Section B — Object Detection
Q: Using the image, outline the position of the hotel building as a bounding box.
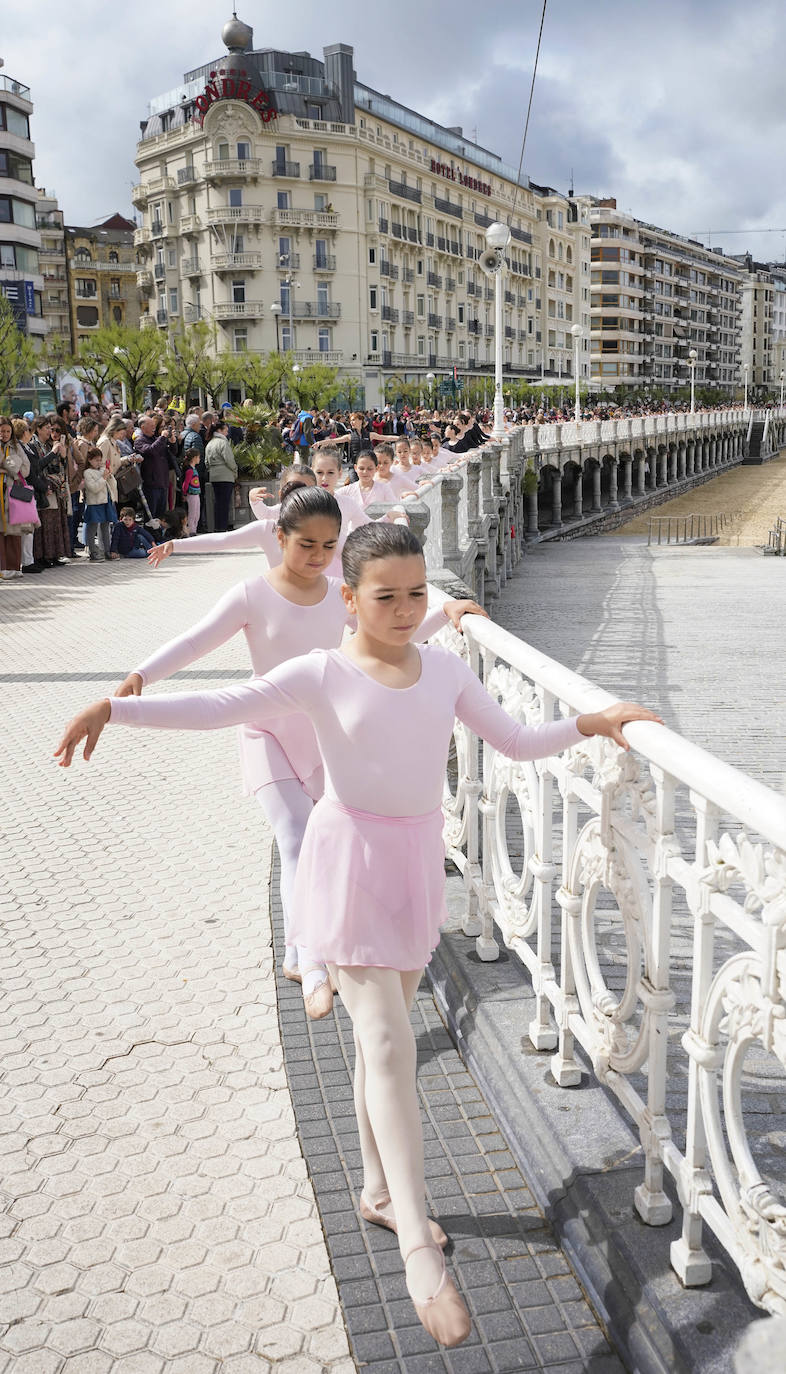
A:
[132,16,592,407]
[734,254,786,395]
[0,63,45,344]
[585,198,743,394]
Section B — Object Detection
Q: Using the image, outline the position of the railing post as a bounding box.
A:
[608,458,619,512]
[622,455,633,503]
[634,765,676,1226]
[637,453,647,495]
[592,463,602,512]
[526,485,539,538]
[551,466,563,528]
[439,475,464,574]
[466,456,483,536]
[670,795,718,1289]
[528,687,559,1052]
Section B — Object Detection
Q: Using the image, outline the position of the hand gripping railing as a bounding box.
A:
[438,611,786,1315]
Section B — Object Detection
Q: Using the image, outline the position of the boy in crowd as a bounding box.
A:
[110,508,155,560]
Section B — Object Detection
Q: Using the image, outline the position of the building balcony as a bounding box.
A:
[272,160,300,178]
[290,301,341,319]
[378,217,389,234]
[445,277,456,293]
[183,304,202,324]
[182,258,204,277]
[74,287,98,299]
[215,301,265,320]
[402,310,414,326]
[382,305,399,323]
[434,196,462,219]
[145,175,176,197]
[136,269,153,292]
[428,313,443,330]
[468,319,482,334]
[133,227,150,248]
[405,227,419,244]
[38,246,66,262]
[212,251,263,271]
[309,164,337,181]
[391,223,403,239]
[466,282,481,297]
[484,287,494,302]
[402,267,415,284]
[504,290,515,306]
[271,208,339,230]
[313,254,336,272]
[205,158,261,180]
[289,349,344,366]
[179,214,202,235]
[207,205,265,226]
[178,165,199,186]
[388,180,421,204]
[131,184,148,208]
[379,260,399,280]
[445,317,456,332]
[427,271,442,288]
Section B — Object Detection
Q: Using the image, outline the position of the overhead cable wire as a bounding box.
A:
[510,0,549,220]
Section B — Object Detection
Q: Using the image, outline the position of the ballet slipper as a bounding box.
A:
[404,1242,471,1348]
[303,978,334,1020]
[282,963,302,984]
[359,1192,448,1249]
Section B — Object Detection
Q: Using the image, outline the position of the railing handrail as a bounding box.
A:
[462,612,786,849]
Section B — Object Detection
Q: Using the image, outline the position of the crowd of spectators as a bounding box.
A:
[0,390,761,579]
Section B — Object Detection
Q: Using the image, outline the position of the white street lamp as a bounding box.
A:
[743,364,749,413]
[688,348,698,415]
[570,324,583,424]
[780,369,784,408]
[113,345,128,411]
[485,221,512,439]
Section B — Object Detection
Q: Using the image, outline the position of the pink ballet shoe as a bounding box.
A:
[404,1242,471,1348]
[359,1192,448,1249]
[303,977,334,1020]
[282,963,302,984]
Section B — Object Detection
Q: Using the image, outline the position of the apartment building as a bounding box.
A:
[65,213,140,350]
[132,16,590,407]
[734,254,786,393]
[0,63,45,344]
[585,198,742,394]
[36,188,69,339]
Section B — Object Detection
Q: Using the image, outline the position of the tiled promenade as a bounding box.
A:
[0,554,620,1373]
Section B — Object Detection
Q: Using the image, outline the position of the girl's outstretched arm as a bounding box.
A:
[115,582,251,696]
[148,520,276,567]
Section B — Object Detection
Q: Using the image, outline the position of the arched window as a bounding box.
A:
[74,246,92,261]
[217,141,229,161]
[548,239,555,259]
[558,243,564,261]
[566,245,573,264]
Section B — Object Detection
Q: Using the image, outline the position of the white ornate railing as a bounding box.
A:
[438,612,786,1315]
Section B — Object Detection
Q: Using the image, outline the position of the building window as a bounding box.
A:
[317,282,329,311]
[280,283,290,313]
[113,305,122,323]
[232,280,245,304]
[417,335,425,357]
[237,141,250,160]
[281,325,293,350]
[109,250,119,263]
[369,286,378,310]
[73,245,92,261]
[168,247,177,267]
[218,141,229,161]
[370,330,379,352]
[233,328,248,352]
[368,246,376,265]
[315,193,328,212]
[169,288,179,315]
[76,305,99,327]
[318,327,331,352]
[416,294,425,317]
[109,279,121,299]
[229,187,243,207]
[277,191,290,210]
[458,304,464,324]
[75,278,97,298]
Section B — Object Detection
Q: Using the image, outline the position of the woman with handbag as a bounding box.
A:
[12,419,43,575]
[28,416,71,568]
[0,415,38,579]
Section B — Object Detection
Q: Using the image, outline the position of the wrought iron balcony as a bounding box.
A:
[510,225,532,245]
[272,160,300,177]
[426,233,435,247]
[445,317,456,332]
[402,310,414,326]
[151,220,164,237]
[378,217,389,234]
[406,227,419,243]
[182,258,203,278]
[382,305,399,323]
[466,282,481,297]
[504,290,515,305]
[183,304,202,324]
[290,301,341,319]
[434,196,462,219]
[428,313,442,329]
[402,267,415,284]
[379,260,399,280]
[313,254,336,272]
[445,277,456,292]
[389,180,421,204]
[391,223,403,239]
[427,272,442,288]
[309,164,337,181]
[178,166,198,185]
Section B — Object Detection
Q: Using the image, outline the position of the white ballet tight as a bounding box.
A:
[329,965,443,1299]
[254,778,322,977]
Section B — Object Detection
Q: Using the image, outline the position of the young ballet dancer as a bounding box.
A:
[56,521,661,1349]
[147,465,316,570]
[116,485,485,1019]
[374,442,418,496]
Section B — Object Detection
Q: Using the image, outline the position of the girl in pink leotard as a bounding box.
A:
[57,522,660,1351]
[146,464,316,572]
[114,484,484,1018]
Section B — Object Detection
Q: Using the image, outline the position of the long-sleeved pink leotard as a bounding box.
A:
[133,574,452,793]
[171,518,282,566]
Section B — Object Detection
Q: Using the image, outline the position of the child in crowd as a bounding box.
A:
[181,454,201,535]
[110,508,155,560]
[82,447,117,562]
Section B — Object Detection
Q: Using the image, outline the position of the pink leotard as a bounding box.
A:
[171,519,281,566]
[133,575,452,794]
[113,644,582,817]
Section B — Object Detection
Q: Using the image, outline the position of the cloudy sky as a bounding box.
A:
[5,0,785,263]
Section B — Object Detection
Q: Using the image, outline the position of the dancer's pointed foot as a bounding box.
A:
[359,1192,448,1249]
[405,1242,471,1348]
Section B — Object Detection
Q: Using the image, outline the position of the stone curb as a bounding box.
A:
[425,895,766,1374]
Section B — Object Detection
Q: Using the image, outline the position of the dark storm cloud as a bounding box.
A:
[4,0,786,262]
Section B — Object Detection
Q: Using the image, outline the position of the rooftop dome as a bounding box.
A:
[222,12,253,53]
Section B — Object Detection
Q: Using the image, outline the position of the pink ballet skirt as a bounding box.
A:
[288,797,448,969]
[238,716,323,800]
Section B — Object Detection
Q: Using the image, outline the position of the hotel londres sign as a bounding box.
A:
[194,69,278,124]
[431,159,491,198]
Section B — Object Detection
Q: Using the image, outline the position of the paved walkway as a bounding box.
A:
[0,554,619,1373]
